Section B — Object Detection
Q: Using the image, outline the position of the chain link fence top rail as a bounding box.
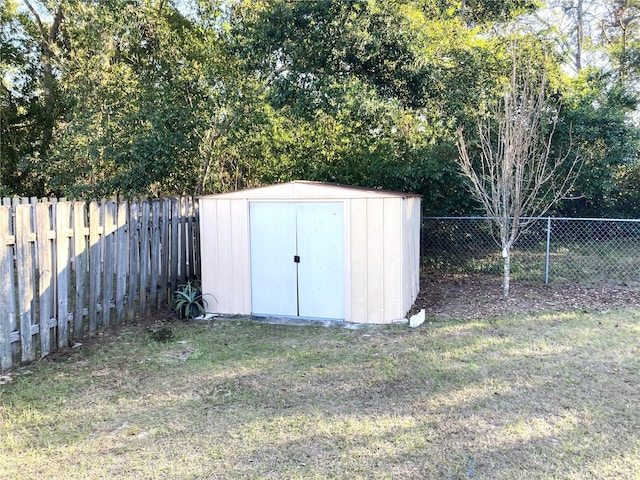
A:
[421,217,640,287]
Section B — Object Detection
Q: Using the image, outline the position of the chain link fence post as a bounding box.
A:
[545,217,551,285]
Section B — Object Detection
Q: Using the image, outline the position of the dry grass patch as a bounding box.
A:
[1,310,639,479]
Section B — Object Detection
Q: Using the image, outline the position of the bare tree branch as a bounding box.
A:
[23,0,45,37]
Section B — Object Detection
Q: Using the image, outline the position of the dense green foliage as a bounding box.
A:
[1,0,639,216]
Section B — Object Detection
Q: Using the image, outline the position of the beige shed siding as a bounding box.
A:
[346,196,405,324]
[401,197,421,314]
[348,198,368,322]
[231,199,251,314]
[199,199,216,309]
[365,197,385,322]
[215,200,233,313]
[383,197,403,322]
[200,198,251,315]
[342,199,353,323]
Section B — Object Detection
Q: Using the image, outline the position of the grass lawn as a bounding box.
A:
[1,309,640,479]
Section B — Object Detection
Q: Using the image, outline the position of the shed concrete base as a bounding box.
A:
[193,314,410,329]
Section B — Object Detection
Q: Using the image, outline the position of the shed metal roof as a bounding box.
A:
[198,180,421,200]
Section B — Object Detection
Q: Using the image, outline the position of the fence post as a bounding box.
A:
[545,217,551,284]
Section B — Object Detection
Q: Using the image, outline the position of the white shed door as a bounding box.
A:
[249,202,344,320]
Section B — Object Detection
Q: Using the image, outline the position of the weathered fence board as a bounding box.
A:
[160,199,170,307]
[56,202,71,349]
[35,203,53,356]
[192,203,200,283]
[88,202,101,334]
[73,202,87,339]
[170,199,179,293]
[150,201,160,312]
[102,202,115,329]
[0,206,13,371]
[140,201,150,315]
[180,197,188,285]
[128,201,140,323]
[16,205,36,363]
[188,198,195,280]
[185,197,194,281]
[116,201,128,325]
[2,199,18,361]
[0,197,199,371]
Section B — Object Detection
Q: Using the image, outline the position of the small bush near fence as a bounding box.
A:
[422,217,640,287]
[0,197,199,372]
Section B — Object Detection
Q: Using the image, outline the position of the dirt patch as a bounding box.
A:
[414,273,640,320]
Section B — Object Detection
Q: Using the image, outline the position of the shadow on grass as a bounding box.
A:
[1,311,640,479]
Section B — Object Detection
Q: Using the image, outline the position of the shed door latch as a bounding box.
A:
[294,255,300,263]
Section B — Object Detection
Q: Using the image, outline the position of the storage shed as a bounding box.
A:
[198,181,421,324]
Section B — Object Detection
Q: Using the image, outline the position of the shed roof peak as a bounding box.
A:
[199,181,421,200]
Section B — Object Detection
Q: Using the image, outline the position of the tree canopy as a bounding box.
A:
[1,0,639,216]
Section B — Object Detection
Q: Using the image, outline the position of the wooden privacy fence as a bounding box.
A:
[0,197,200,371]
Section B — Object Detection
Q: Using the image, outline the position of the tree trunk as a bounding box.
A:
[23,1,65,195]
[576,0,583,72]
[503,247,511,299]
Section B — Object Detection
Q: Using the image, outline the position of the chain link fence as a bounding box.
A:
[422,217,640,287]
